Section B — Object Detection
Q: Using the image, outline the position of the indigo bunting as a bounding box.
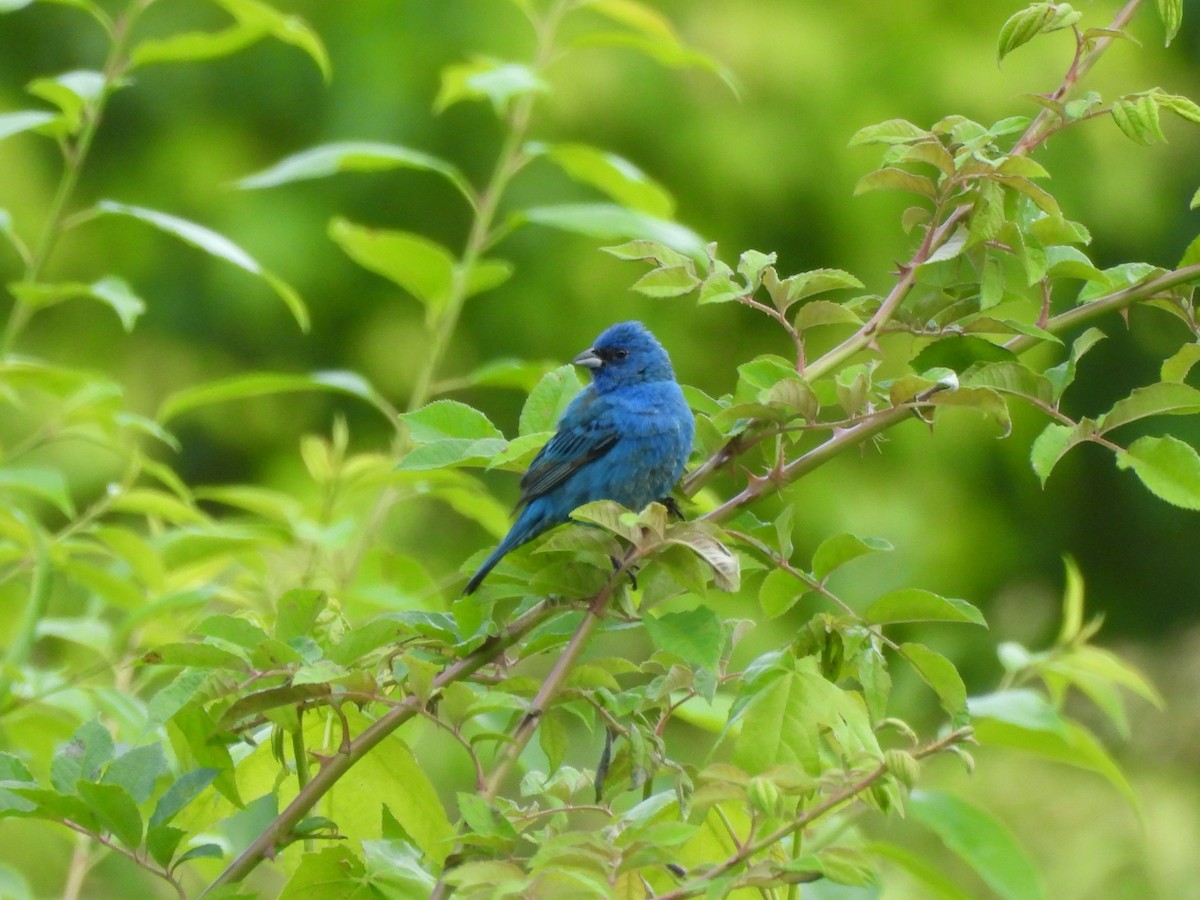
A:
[464,321,694,594]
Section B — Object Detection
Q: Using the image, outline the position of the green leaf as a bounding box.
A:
[149,768,219,827]
[910,791,1045,900]
[530,142,674,217]
[1155,90,1200,125]
[131,23,261,68]
[962,361,1053,405]
[758,568,804,619]
[8,276,145,331]
[848,118,932,146]
[854,167,936,197]
[195,614,270,649]
[435,58,547,115]
[144,642,247,670]
[631,264,700,298]
[664,524,741,591]
[516,203,704,254]
[94,201,308,331]
[146,825,186,869]
[76,781,142,849]
[1098,382,1200,433]
[102,744,168,804]
[25,70,104,135]
[275,588,327,642]
[869,841,972,900]
[1044,326,1106,400]
[771,268,864,314]
[732,657,877,775]
[1077,263,1160,304]
[157,370,392,423]
[812,532,892,581]
[1157,0,1183,45]
[864,588,986,627]
[1029,421,1085,485]
[327,710,454,862]
[1117,435,1200,509]
[238,141,472,204]
[643,606,723,671]
[279,846,368,898]
[51,719,114,794]
[969,690,1137,807]
[328,218,455,320]
[900,642,967,723]
[1111,93,1166,145]
[403,400,503,442]
[519,365,582,436]
[133,0,330,80]
[465,257,513,298]
[793,299,863,333]
[997,3,1056,63]
[210,0,330,79]
[601,238,690,266]
[0,110,57,143]
[0,466,75,516]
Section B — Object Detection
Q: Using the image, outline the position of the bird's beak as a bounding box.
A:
[572,347,602,369]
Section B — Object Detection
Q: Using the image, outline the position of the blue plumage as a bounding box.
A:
[463,321,694,594]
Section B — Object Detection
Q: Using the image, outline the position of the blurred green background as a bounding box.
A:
[2,0,1199,897]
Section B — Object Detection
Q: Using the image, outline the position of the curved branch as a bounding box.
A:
[201,599,556,893]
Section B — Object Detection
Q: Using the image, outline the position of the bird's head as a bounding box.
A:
[572,320,675,391]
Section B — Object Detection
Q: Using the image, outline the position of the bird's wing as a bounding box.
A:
[517,394,619,505]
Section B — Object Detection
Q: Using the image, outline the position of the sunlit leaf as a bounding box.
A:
[910,791,1045,900]
[854,167,936,198]
[94,200,309,331]
[900,642,967,724]
[25,70,104,135]
[848,118,931,146]
[530,141,674,217]
[1117,434,1200,509]
[518,365,582,436]
[435,57,547,115]
[0,466,75,516]
[0,110,57,142]
[76,782,142,850]
[133,0,330,81]
[631,264,700,298]
[1110,93,1166,145]
[643,606,723,671]
[812,532,892,581]
[329,217,455,320]
[158,370,393,424]
[516,203,704,254]
[8,276,145,331]
[864,588,986,627]
[1098,382,1200,434]
[238,141,473,204]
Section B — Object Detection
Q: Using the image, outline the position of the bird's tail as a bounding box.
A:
[463,543,508,594]
[462,507,547,594]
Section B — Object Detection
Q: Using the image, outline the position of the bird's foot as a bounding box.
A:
[658,496,685,519]
[609,555,639,590]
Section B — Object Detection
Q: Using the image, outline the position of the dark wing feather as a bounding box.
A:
[517,413,619,506]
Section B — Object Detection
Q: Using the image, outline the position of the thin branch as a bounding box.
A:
[202,599,557,893]
[61,820,186,900]
[427,560,636,899]
[655,728,974,900]
[1013,0,1145,155]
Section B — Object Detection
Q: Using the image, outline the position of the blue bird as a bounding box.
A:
[464,321,694,594]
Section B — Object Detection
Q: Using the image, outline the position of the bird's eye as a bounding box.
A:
[612,349,629,360]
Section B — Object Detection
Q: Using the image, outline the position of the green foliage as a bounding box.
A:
[0,0,1192,898]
